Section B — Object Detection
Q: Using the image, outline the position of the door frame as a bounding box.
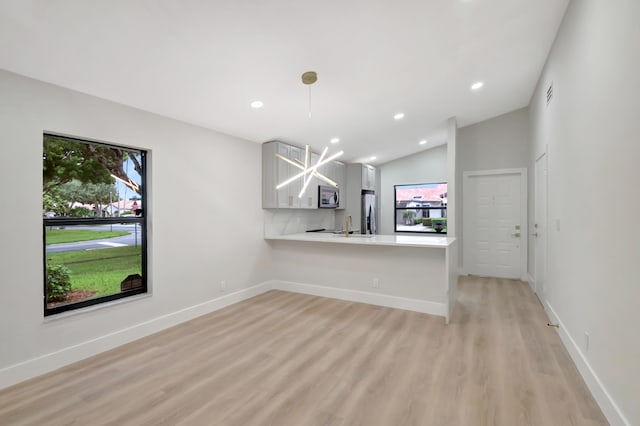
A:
[462,168,528,282]
[534,150,548,304]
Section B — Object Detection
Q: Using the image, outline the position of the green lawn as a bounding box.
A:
[46,246,142,296]
[46,228,129,245]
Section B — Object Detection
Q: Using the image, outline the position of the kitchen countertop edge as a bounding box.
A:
[265,233,456,249]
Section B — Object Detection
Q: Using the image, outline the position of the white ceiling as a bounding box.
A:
[0,0,568,164]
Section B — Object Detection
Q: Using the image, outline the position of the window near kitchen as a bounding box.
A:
[43,134,147,316]
[394,183,447,234]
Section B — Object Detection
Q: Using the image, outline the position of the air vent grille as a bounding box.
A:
[546,82,554,105]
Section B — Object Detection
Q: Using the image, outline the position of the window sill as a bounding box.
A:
[43,292,152,323]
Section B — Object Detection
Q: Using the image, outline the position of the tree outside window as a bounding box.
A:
[43,134,148,316]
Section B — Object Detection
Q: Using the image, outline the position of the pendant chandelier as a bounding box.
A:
[275,71,343,198]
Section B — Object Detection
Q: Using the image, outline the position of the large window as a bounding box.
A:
[394,183,447,234]
[43,134,147,316]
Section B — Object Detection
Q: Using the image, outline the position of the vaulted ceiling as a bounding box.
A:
[0,0,569,164]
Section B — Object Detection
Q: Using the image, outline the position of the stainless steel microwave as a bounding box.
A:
[318,185,339,208]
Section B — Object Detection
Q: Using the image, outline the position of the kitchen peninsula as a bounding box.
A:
[262,137,458,323]
[265,232,458,323]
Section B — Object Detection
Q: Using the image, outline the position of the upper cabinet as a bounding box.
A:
[328,161,346,209]
[262,141,345,209]
[362,164,376,190]
[348,163,376,191]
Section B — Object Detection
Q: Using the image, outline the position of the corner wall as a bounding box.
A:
[0,70,272,386]
[528,1,640,424]
[456,107,531,270]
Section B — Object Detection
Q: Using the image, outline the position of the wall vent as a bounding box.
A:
[546,82,554,105]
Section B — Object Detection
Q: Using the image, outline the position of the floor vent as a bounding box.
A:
[546,82,554,105]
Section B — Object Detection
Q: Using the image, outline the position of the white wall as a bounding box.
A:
[457,107,530,172]
[269,240,448,316]
[529,1,640,424]
[378,145,447,235]
[455,107,531,270]
[0,70,272,385]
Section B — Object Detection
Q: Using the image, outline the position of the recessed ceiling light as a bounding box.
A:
[419,140,428,145]
[393,113,405,120]
[369,156,377,161]
[330,138,340,144]
[470,81,484,91]
[250,100,264,108]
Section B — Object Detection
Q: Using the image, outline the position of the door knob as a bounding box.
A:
[532,232,538,237]
[512,232,521,237]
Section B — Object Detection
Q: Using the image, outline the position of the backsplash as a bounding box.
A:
[264,209,336,237]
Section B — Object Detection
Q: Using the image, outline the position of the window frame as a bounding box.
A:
[393,182,448,235]
[43,134,148,317]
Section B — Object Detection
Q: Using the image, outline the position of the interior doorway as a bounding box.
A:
[463,169,527,280]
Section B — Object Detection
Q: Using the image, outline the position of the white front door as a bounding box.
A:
[464,171,525,279]
[534,153,548,305]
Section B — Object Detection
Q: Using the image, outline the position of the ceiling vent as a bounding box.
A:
[546,82,554,106]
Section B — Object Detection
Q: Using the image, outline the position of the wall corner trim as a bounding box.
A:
[0,282,273,390]
[545,302,631,426]
[527,273,535,292]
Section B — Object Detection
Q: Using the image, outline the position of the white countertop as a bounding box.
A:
[265,232,456,248]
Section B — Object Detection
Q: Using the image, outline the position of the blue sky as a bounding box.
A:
[114,154,142,200]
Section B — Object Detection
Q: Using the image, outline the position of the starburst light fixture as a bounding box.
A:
[275,71,344,198]
[110,173,139,193]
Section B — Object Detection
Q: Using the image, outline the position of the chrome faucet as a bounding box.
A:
[345,215,352,237]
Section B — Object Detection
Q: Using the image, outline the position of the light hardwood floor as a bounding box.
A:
[0,277,608,426]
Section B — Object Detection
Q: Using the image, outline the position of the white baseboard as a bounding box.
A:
[272,280,447,319]
[546,302,630,426]
[0,282,272,390]
[527,273,535,292]
[0,280,448,391]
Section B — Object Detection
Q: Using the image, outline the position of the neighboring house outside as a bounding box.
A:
[108,199,143,216]
[395,184,447,225]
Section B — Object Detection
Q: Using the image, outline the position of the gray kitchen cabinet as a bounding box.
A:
[263,140,338,209]
[315,158,346,209]
[263,141,300,208]
[362,164,376,190]
[281,143,300,208]
[302,152,319,209]
[348,163,376,192]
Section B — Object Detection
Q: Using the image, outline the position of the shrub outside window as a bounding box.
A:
[43,134,147,316]
[394,183,447,234]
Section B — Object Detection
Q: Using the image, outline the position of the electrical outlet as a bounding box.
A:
[584,332,590,352]
[372,278,380,288]
[220,280,226,292]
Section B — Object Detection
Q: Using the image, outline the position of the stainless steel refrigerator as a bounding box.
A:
[361,190,377,234]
